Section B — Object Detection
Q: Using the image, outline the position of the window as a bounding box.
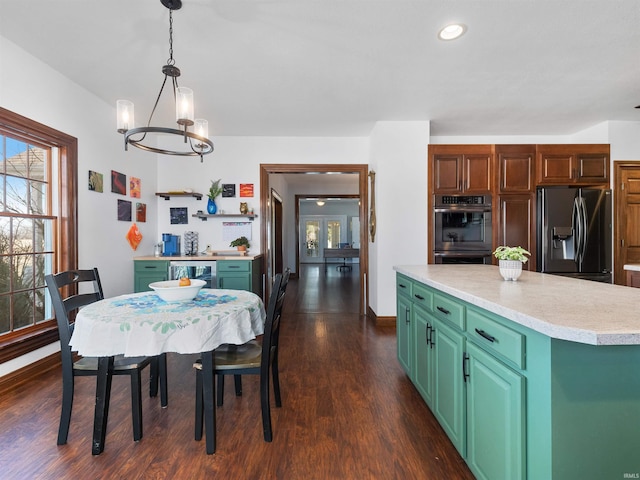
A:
[0,107,77,363]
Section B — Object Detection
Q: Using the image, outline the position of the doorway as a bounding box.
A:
[259,164,368,315]
[613,161,640,285]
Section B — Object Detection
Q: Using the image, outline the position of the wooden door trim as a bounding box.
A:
[613,161,640,284]
[260,164,369,316]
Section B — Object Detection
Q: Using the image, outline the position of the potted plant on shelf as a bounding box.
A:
[207,179,222,214]
[493,246,531,281]
[230,236,250,252]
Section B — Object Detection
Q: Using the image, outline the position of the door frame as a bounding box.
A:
[260,163,369,316]
[613,161,640,285]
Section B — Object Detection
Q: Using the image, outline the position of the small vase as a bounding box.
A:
[207,198,217,214]
[499,260,523,281]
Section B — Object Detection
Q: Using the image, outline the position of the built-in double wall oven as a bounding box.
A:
[433,194,493,264]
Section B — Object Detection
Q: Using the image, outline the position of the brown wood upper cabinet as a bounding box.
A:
[430,145,492,194]
[496,145,535,193]
[536,144,610,185]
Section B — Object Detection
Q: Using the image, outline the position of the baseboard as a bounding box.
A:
[366,305,396,327]
[0,352,60,396]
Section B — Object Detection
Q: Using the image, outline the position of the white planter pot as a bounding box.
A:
[499,260,523,281]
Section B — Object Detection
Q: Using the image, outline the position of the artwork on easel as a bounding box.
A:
[88,170,103,192]
[111,170,126,195]
[130,177,141,198]
[117,199,132,221]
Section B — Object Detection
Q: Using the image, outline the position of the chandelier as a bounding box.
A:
[116,0,214,162]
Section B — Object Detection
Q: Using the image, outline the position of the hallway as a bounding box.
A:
[0,267,473,479]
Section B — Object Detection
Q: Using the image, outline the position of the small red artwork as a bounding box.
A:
[239,184,254,198]
[130,177,141,198]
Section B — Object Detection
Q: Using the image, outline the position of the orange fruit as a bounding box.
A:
[178,277,191,286]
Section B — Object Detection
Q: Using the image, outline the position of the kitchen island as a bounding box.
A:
[394,264,640,480]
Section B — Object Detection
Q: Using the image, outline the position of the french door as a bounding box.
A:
[300,215,347,263]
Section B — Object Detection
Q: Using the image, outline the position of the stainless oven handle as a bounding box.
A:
[434,207,492,213]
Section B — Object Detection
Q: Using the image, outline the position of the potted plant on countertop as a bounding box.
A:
[493,245,531,281]
[207,179,222,214]
[230,236,250,252]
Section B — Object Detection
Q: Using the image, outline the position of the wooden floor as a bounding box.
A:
[0,264,474,479]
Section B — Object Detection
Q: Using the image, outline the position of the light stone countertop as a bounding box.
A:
[135,253,262,261]
[394,264,640,346]
[623,264,640,272]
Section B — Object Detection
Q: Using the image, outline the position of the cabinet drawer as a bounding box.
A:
[135,261,169,273]
[218,261,250,273]
[432,293,465,330]
[396,275,413,298]
[467,309,525,369]
[412,283,432,311]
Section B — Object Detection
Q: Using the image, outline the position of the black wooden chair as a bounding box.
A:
[45,268,167,445]
[194,268,290,443]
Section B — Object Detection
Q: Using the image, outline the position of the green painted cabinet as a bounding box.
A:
[412,305,434,406]
[432,316,466,457]
[466,341,525,480]
[217,258,263,298]
[396,283,412,375]
[134,260,169,292]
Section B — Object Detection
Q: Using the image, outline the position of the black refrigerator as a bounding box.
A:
[536,187,612,283]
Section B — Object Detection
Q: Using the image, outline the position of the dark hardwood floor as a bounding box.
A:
[0,264,474,479]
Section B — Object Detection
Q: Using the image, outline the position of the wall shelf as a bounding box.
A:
[156,192,203,200]
[192,213,257,221]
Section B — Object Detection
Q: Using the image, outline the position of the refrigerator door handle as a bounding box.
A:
[572,197,582,264]
[579,197,588,263]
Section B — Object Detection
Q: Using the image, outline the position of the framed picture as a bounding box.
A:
[136,202,146,222]
[88,170,103,192]
[130,177,141,198]
[111,170,126,195]
[239,184,254,198]
[222,184,236,198]
[117,199,132,221]
[170,207,188,224]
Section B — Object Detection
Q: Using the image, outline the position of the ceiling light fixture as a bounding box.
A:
[116,0,213,162]
[438,23,467,41]
[316,200,326,206]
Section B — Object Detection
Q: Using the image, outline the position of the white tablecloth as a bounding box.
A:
[70,289,265,357]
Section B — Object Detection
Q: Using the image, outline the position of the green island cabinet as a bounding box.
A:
[134,260,169,292]
[396,272,640,480]
[217,258,263,298]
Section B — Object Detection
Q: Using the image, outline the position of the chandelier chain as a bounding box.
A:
[167,10,175,66]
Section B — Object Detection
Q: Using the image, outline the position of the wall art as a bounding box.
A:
[88,170,103,192]
[111,170,126,195]
[239,183,254,197]
[222,183,236,197]
[136,202,146,222]
[170,207,188,224]
[130,177,141,198]
[117,199,132,221]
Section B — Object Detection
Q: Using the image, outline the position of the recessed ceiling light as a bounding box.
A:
[316,200,326,206]
[438,23,467,41]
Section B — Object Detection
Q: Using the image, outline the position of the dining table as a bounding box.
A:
[69,288,266,455]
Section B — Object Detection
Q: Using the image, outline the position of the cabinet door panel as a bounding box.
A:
[413,306,434,406]
[464,154,492,192]
[498,194,534,270]
[434,155,463,193]
[466,342,525,480]
[577,153,609,183]
[433,319,466,456]
[397,294,412,374]
[498,152,533,193]
[218,275,251,291]
[538,153,574,184]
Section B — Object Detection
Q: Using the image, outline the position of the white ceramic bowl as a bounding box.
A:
[149,279,206,302]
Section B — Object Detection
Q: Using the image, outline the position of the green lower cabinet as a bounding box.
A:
[217,259,263,297]
[412,305,434,406]
[433,317,466,457]
[465,342,525,480]
[396,293,412,375]
[134,260,169,292]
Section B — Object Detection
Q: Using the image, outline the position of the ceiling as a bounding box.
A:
[1,0,639,138]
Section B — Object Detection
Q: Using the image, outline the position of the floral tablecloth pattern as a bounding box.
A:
[70,289,265,357]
